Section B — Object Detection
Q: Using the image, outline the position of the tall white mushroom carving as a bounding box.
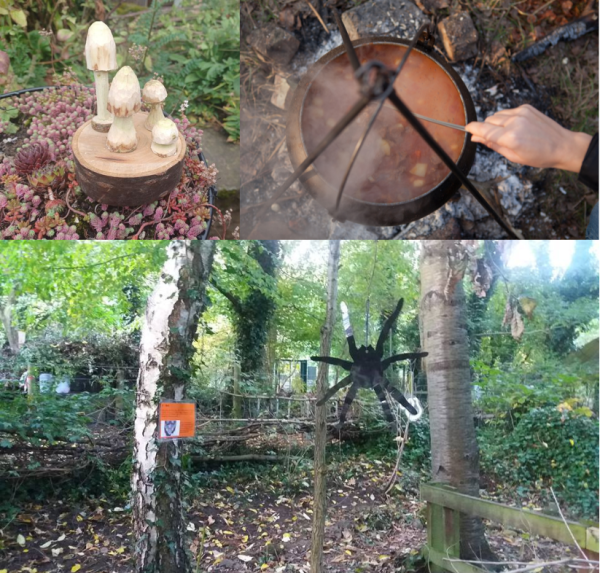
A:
[85,21,118,133]
[106,66,142,153]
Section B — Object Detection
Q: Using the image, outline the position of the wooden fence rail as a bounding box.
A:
[421,483,599,573]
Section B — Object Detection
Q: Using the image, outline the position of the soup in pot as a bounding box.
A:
[301,43,467,204]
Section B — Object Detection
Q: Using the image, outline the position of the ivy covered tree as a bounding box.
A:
[211,240,280,385]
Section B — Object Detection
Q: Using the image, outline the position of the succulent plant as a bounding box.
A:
[14,142,52,175]
[29,161,67,192]
[2,84,219,241]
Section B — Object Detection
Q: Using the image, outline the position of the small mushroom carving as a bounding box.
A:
[106,66,142,153]
[85,21,118,133]
[142,79,167,131]
[151,118,179,157]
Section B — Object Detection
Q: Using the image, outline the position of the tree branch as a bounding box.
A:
[209,279,242,313]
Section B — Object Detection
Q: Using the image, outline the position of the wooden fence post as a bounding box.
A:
[426,497,461,572]
[233,364,242,419]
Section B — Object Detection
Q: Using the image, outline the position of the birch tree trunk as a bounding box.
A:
[310,240,341,573]
[132,240,216,573]
[1,289,20,354]
[419,240,493,561]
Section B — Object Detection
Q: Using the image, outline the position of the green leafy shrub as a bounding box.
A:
[0,392,93,446]
[480,407,599,519]
[0,28,51,87]
[127,0,240,140]
[473,359,584,423]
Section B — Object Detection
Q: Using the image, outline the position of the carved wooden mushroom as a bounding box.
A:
[151,118,179,157]
[106,66,141,153]
[142,79,167,131]
[85,21,117,133]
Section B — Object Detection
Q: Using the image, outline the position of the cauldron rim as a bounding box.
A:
[286,36,478,226]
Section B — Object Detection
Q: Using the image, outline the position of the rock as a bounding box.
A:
[414,217,461,238]
[437,12,479,62]
[329,220,379,239]
[201,127,239,192]
[414,0,449,15]
[270,75,290,110]
[248,24,300,66]
[341,0,429,41]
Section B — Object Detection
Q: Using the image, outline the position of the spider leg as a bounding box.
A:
[310,356,354,371]
[341,301,360,361]
[372,383,397,428]
[382,378,417,415]
[381,352,428,370]
[316,374,352,406]
[375,298,404,357]
[337,381,360,426]
[347,334,359,362]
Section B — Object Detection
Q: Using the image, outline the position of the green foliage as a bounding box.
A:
[0,242,165,344]
[0,27,51,87]
[479,407,599,519]
[338,417,431,473]
[0,0,239,139]
[472,358,584,422]
[0,391,94,446]
[125,0,240,139]
[209,241,280,385]
[0,98,19,134]
[0,380,134,446]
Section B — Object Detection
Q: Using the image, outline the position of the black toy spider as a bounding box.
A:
[312,298,427,429]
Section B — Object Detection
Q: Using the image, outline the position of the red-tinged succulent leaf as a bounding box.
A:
[45,199,67,214]
[14,142,52,175]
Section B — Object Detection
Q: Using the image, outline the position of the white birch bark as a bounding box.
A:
[132,240,215,573]
[1,290,20,354]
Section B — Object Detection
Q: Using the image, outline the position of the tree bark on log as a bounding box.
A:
[131,240,215,573]
[419,240,494,561]
[310,240,341,573]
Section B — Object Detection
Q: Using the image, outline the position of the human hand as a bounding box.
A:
[465,104,592,173]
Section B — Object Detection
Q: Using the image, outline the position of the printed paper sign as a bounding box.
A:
[158,401,196,440]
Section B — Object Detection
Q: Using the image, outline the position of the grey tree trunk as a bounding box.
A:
[1,289,20,354]
[132,241,216,573]
[310,240,341,573]
[419,241,494,561]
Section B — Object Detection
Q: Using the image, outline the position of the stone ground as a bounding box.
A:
[203,126,240,239]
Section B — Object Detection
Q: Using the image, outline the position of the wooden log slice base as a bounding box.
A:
[72,111,187,207]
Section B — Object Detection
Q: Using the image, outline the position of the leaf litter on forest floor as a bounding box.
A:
[0,452,583,572]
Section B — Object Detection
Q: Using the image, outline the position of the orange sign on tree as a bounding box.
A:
[158,401,196,440]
